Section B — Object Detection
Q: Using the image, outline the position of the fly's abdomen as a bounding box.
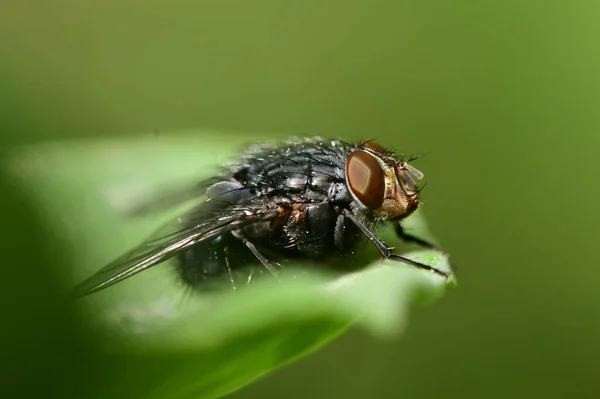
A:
[176,233,259,289]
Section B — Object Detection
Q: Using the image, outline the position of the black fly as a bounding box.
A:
[73,137,451,297]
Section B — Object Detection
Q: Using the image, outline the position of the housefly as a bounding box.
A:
[73,137,451,297]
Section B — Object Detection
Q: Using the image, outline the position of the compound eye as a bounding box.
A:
[346,150,385,209]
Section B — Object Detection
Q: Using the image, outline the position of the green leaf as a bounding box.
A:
[5,130,455,399]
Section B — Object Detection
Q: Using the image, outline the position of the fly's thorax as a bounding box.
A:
[206,180,252,204]
[345,143,424,222]
[229,142,349,204]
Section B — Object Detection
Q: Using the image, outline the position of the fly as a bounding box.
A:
[73,137,452,297]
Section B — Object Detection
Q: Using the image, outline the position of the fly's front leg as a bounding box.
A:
[343,210,450,278]
[394,224,455,274]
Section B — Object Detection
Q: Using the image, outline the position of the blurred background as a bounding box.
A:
[1,1,599,398]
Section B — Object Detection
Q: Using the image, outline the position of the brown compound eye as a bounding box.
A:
[345,150,385,209]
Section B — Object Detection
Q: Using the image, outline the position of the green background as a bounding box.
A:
[1,1,599,398]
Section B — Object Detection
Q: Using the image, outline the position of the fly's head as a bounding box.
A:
[345,142,425,221]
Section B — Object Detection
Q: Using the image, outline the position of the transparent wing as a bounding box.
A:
[122,177,221,217]
[72,203,280,298]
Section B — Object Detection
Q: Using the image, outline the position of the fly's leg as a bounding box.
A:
[242,238,280,279]
[343,210,450,278]
[223,246,237,291]
[394,224,443,252]
[394,224,456,273]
